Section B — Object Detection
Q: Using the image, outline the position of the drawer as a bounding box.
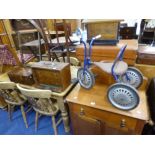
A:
[69,103,139,132]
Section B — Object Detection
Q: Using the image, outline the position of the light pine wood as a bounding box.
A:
[0,96,7,109]
[20,105,28,128]
[51,116,58,135]
[2,20,15,48]
[0,81,28,128]
[17,83,62,134]
[35,112,39,131]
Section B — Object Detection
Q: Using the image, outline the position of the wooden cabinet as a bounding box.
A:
[66,84,149,135]
[69,102,145,135]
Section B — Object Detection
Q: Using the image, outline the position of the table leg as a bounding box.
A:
[57,97,70,133]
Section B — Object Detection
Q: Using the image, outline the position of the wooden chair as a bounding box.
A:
[0,81,28,128]
[16,84,62,135]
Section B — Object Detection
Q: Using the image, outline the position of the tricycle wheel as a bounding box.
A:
[107,83,140,110]
[77,68,95,89]
[121,67,143,89]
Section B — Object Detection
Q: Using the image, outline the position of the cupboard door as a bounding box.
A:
[71,112,104,135]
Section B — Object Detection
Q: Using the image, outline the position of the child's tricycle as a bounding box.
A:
[77,35,143,110]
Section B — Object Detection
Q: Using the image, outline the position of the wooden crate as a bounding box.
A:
[83,19,122,45]
[31,61,71,93]
[76,39,138,66]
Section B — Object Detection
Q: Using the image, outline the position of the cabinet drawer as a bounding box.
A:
[69,103,140,133]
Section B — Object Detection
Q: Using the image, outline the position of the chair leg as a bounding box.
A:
[35,112,39,131]
[8,104,12,121]
[20,105,28,128]
[51,116,58,135]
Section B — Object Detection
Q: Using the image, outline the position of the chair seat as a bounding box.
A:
[33,98,59,116]
[94,61,128,75]
[4,90,27,105]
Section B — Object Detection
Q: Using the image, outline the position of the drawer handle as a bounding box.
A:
[120,119,126,128]
[80,108,85,115]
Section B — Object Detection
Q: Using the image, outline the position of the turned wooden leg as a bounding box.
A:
[20,105,28,128]
[57,97,70,133]
[35,112,39,131]
[8,104,12,121]
[51,116,57,135]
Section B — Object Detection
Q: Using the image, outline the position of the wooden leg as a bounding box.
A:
[35,112,39,131]
[20,105,28,128]
[51,116,58,135]
[57,97,70,133]
[8,104,12,121]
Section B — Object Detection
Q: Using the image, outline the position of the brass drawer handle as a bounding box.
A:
[120,119,126,128]
[80,108,85,115]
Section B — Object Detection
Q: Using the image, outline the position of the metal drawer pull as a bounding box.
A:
[80,108,85,115]
[120,119,126,128]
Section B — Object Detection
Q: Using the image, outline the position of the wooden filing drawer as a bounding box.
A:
[69,103,145,135]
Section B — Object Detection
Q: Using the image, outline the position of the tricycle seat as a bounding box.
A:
[94,61,128,75]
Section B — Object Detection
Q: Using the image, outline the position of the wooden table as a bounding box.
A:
[76,39,138,65]
[66,83,150,134]
[22,36,80,47]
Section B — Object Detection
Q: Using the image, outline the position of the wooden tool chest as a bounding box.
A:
[31,61,71,93]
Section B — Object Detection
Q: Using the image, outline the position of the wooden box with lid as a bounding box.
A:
[83,19,122,45]
[31,61,71,93]
[7,66,35,85]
